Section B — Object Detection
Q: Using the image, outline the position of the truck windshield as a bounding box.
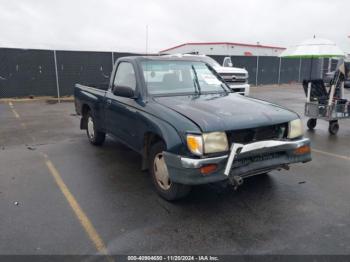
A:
[141,60,228,95]
[200,56,220,67]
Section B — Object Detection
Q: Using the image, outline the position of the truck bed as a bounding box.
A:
[74,83,107,116]
[83,82,109,90]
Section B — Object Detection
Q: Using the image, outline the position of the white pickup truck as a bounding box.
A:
[164,54,250,96]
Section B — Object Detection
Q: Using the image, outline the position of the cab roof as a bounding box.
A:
[119,55,206,62]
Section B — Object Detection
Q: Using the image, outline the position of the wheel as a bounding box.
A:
[328,121,339,135]
[86,111,106,145]
[307,118,317,130]
[149,141,191,201]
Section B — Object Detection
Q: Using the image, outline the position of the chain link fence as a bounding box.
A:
[0,47,328,99]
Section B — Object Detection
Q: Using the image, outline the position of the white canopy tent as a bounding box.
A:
[280,38,345,59]
[280,37,345,103]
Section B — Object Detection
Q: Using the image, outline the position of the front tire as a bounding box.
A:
[86,111,106,146]
[149,142,191,201]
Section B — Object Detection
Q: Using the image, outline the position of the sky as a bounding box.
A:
[0,0,349,54]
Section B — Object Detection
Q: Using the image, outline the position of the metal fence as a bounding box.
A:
[206,54,324,86]
[0,47,327,99]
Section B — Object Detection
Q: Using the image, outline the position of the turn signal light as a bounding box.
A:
[200,164,218,175]
[186,134,203,156]
[294,145,311,155]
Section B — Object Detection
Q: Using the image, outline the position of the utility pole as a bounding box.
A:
[146,25,149,55]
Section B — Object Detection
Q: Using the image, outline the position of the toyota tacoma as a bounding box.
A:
[74,56,311,201]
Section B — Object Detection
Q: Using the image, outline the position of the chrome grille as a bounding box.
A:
[219,72,247,84]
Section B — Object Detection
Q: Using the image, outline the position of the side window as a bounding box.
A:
[113,62,136,90]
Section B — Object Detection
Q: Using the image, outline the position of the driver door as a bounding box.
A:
[105,62,139,148]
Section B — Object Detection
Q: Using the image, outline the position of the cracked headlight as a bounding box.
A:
[288,119,303,139]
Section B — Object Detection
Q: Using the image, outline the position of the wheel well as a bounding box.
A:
[80,104,90,129]
[142,132,165,170]
[82,104,90,117]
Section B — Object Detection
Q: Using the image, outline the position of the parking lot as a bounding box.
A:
[1,84,350,255]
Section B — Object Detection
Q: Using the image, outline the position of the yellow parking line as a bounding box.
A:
[313,149,350,161]
[44,157,111,258]
[11,109,20,119]
[8,102,37,142]
[8,102,20,119]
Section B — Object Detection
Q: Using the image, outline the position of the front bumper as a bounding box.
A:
[163,138,311,185]
[229,83,250,96]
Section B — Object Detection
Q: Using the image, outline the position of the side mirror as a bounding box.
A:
[113,85,135,98]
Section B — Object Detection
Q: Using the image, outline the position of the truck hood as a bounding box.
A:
[153,93,298,132]
[213,66,248,74]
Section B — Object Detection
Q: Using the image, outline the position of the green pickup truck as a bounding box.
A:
[74,56,311,200]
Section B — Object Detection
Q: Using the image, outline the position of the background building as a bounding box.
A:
[159,42,285,56]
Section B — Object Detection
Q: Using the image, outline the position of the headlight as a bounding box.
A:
[186,132,228,156]
[288,119,303,139]
[203,132,229,153]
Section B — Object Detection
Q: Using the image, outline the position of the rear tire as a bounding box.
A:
[149,141,191,201]
[328,121,339,135]
[86,111,106,146]
[307,118,317,130]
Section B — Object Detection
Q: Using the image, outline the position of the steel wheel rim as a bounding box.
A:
[87,116,95,140]
[154,153,171,190]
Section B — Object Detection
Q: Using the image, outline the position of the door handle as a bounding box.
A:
[106,99,112,106]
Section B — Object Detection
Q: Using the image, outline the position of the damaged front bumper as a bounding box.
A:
[163,138,311,185]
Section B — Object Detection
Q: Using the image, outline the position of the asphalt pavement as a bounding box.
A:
[1,85,350,255]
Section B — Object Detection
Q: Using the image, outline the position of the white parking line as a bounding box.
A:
[313,149,350,161]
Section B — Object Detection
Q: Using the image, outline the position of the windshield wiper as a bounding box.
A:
[205,64,229,93]
[191,65,201,95]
